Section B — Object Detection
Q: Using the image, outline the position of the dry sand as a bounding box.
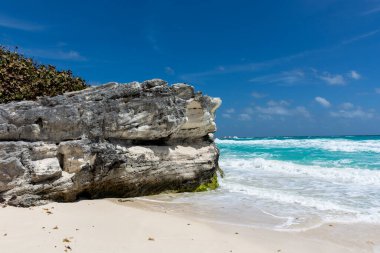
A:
[0,199,379,253]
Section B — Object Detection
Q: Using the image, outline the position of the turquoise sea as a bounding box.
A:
[144,136,380,230]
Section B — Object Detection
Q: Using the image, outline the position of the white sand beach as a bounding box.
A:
[1,199,379,253]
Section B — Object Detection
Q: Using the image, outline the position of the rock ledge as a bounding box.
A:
[0,79,221,206]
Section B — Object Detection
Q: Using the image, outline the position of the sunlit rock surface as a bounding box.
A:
[0,79,221,206]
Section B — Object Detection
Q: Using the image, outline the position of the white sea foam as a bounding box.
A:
[220,158,380,186]
[221,180,380,224]
[218,155,380,225]
[216,138,380,153]
[224,182,356,212]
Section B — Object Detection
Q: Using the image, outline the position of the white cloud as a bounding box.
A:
[340,102,354,110]
[56,42,68,47]
[317,72,345,85]
[342,30,380,44]
[165,67,175,75]
[249,68,359,87]
[330,104,374,119]
[361,6,380,16]
[254,100,310,118]
[256,105,291,116]
[0,14,45,31]
[267,100,290,106]
[243,108,255,115]
[349,70,361,80]
[250,70,305,85]
[295,106,311,118]
[222,113,232,118]
[330,109,373,119]
[145,25,163,53]
[22,48,86,61]
[251,91,266,98]
[315,96,331,108]
[238,113,252,121]
[231,100,311,121]
[179,50,315,81]
[222,108,235,119]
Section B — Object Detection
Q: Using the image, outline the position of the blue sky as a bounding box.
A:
[1,0,380,137]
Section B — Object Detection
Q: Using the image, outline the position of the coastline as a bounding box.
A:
[1,198,379,253]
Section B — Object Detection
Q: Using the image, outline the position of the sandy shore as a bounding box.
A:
[0,199,379,253]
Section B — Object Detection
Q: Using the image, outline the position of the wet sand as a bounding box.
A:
[0,199,379,253]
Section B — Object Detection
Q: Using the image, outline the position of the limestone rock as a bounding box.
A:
[0,79,221,206]
[30,158,62,183]
[0,158,26,192]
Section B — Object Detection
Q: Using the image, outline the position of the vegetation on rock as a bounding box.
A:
[194,173,219,192]
[0,46,87,103]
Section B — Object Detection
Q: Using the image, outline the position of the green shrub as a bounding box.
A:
[0,46,87,103]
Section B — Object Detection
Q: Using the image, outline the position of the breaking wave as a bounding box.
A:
[216,138,380,153]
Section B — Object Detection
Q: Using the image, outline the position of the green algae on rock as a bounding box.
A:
[194,173,219,192]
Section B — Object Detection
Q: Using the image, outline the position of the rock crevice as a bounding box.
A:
[0,79,221,206]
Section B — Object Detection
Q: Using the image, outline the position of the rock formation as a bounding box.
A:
[0,79,221,206]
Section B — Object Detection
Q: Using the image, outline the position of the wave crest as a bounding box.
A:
[220,158,380,186]
[216,138,380,153]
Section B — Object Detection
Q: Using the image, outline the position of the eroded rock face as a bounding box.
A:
[0,79,221,206]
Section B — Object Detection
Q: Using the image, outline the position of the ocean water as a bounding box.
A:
[141,136,380,231]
